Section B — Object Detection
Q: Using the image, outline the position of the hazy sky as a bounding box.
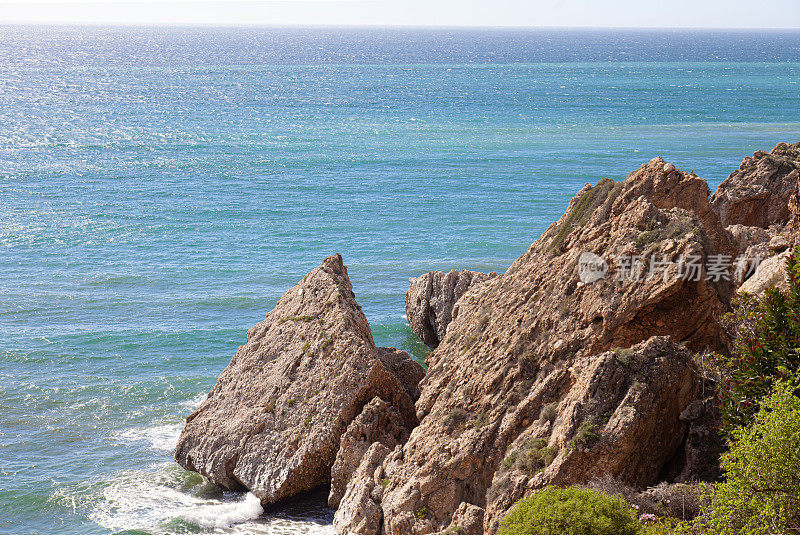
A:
[1,0,799,28]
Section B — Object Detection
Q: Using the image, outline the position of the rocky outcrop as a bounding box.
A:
[174,254,424,506]
[369,158,733,534]
[738,250,790,295]
[707,143,799,290]
[483,336,698,533]
[710,142,800,228]
[329,397,411,508]
[334,442,392,535]
[406,269,497,347]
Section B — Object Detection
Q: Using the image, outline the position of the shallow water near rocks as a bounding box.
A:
[1,26,800,535]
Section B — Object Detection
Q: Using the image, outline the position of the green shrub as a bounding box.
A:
[713,247,800,434]
[501,438,557,476]
[498,487,641,535]
[682,375,800,535]
[568,419,599,450]
[539,402,558,424]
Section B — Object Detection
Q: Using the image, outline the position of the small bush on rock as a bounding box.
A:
[682,375,800,535]
[498,487,641,535]
[714,247,800,434]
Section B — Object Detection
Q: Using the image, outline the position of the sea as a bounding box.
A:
[1,25,799,535]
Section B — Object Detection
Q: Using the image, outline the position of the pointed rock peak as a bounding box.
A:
[175,254,424,506]
[321,252,346,276]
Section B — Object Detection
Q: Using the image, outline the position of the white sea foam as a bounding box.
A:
[118,423,183,452]
[180,492,264,529]
[182,392,208,410]
[85,464,335,535]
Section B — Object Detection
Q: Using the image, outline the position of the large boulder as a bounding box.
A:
[738,250,790,295]
[710,141,800,228]
[406,269,497,347]
[373,158,733,534]
[174,254,424,505]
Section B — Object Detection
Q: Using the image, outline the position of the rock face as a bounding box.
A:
[706,143,800,290]
[738,250,790,295]
[406,269,497,347]
[483,336,698,534]
[368,158,733,534]
[334,442,392,535]
[329,397,410,509]
[710,142,800,228]
[174,254,424,505]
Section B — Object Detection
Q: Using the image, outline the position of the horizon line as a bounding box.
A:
[2,21,800,31]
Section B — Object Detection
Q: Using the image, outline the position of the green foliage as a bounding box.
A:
[568,419,599,450]
[613,347,634,365]
[539,402,558,424]
[501,437,557,476]
[633,214,697,250]
[714,247,800,434]
[498,487,641,535]
[641,517,681,535]
[549,178,617,255]
[682,375,800,535]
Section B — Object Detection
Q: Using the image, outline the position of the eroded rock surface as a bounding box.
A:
[174,254,424,505]
[711,141,800,228]
[373,158,732,535]
[329,397,412,508]
[483,337,698,533]
[406,269,497,347]
[334,442,392,535]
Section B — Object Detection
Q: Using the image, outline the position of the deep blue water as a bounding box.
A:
[1,25,799,535]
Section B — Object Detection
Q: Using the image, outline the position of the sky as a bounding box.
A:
[0,0,799,28]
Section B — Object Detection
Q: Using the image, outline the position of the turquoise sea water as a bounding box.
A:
[1,26,799,535]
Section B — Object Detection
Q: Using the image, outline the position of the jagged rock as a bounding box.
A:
[738,250,790,295]
[710,142,800,228]
[788,173,800,246]
[330,397,411,508]
[406,269,497,347]
[334,442,391,535]
[769,235,789,252]
[174,254,424,505]
[727,224,771,257]
[483,337,699,533]
[435,503,485,535]
[726,224,785,286]
[377,347,426,401]
[375,158,733,535]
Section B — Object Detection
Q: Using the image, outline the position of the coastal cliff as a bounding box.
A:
[175,142,800,535]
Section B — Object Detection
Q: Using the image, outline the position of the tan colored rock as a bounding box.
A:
[334,442,391,535]
[710,141,800,228]
[375,158,732,535]
[727,224,771,257]
[330,397,411,508]
[483,337,698,533]
[406,269,497,347]
[430,502,485,535]
[174,254,424,505]
[738,250,790,295]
